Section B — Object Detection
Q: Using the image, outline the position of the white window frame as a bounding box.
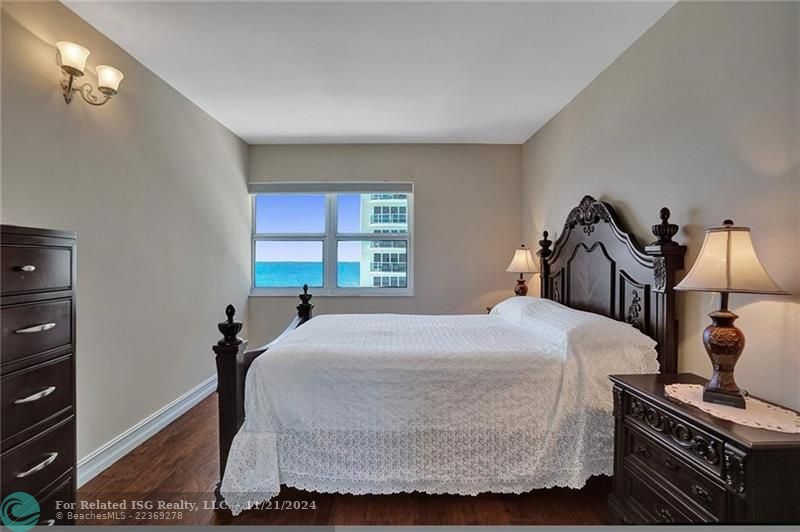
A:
[250,190,414,297]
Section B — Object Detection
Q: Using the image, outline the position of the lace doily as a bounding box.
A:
[665,384,800,434]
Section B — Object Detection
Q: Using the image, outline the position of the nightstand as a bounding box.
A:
[608,373,800,524]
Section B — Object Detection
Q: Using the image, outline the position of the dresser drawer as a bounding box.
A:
[622,463,701,524]
[625,393,723,477]
[1,416,75,498]
[37,473,74,526]
[623,424,725,520]
[1,355,73,441]
[1,299,72,367]
[1,246,72,296]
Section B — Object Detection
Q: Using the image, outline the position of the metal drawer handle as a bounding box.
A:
[16,452,58,478]
[635,445,651,458]
[13,386,56,404]
[40,520,56,527]
[691,484,713,506]
[17,265,37,272]
[14,323,56,334]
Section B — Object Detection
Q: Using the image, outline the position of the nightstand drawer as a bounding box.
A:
[622,463,701,524]
[624,393,723,477]
[623,424,725,520]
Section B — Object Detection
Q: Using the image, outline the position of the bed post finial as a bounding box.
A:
[217,304,243,346]
[297,284,314,321]
[651,207,679,245]
[645,209,686,375]
[537,231,553,298]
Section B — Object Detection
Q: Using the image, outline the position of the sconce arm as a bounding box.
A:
[60,73,112,106]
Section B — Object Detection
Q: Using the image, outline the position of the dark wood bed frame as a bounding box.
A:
[211,195,686,498]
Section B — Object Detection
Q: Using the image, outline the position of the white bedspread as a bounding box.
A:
[221,308,658,515]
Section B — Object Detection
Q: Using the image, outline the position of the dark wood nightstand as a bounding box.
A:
[608,373,800,525]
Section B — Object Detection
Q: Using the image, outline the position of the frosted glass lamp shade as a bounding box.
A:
[675,220,787,295]
[506,245,538,274]
[57,41,90,76]
[96,65,124,95]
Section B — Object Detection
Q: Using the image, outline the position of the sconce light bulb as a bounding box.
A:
[56,41,90,77]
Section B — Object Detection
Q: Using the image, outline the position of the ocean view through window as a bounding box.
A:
[251,185,413,295]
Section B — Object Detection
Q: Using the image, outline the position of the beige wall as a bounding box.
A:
[1,2,250,459]
[248,144,522,345]
[522,2,800,408]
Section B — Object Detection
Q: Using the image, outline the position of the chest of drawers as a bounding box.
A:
[1,225,76,526]
[609,374,800,525]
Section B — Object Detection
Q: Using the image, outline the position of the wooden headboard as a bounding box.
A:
[537,196,686,373]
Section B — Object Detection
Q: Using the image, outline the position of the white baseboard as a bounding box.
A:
[77,375,217,487]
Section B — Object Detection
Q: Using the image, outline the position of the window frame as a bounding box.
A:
[250,192,414,297]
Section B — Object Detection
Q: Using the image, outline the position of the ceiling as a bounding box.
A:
[64,1,673,144]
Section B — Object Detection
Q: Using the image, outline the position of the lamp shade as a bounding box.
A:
[96,65,124,94]
[506,245,538,274]
[57,41,90,76]
[675,220,788,295]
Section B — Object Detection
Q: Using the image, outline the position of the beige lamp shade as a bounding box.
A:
[57,41,90,76]
[96,65,124,94]
[506,245,538,274]
[675,220,788,295]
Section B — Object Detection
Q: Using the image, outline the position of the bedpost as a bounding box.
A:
[645,207,686,374]
[297,283,314,321]
[212,288,315,503]
[212,305,248,500]
[537,231,552,298]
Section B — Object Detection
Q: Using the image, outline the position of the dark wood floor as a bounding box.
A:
[79,394,611,525]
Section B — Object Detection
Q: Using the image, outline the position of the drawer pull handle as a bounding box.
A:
[16,452,58,478]
[691,484,713,506]
[13,386,56,404]
[17,265,37,272]
[635,445,651,458]
[14,323,56,334]
[40,520,56,527]
[655,507,674,524]
[664,458,679,471]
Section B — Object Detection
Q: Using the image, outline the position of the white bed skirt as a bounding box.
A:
[221,416,615,515]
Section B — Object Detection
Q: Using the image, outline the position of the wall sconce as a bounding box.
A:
[56,41,124,106]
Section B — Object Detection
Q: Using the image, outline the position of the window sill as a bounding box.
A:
[250,289,414,298]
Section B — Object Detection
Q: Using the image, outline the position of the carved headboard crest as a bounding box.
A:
[565,195,613,235]
[537,196,686,374]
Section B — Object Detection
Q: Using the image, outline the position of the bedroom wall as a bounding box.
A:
[1,2,250,460]
[522,1,800,408]
[247,144,522,345]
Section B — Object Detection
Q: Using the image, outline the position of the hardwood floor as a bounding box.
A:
[78,394,611,525]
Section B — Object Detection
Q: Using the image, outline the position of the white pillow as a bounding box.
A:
[490,296,656,352]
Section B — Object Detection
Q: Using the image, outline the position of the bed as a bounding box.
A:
[211,195,686,514]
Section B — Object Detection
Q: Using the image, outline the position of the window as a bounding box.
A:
[251,185,413,295]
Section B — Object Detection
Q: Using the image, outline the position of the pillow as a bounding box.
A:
[490,296,656,352]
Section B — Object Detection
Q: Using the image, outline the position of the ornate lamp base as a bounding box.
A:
[514,278,528,296]
[702,296,746,409]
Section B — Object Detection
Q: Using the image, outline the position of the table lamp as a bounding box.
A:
[506,244,538,296]
[675,220,788,408]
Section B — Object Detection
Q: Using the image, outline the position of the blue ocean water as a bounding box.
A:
[255,261,360,288]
